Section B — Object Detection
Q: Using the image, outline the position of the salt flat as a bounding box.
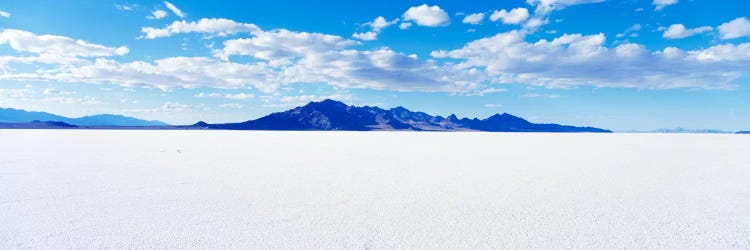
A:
[0,130,748,249]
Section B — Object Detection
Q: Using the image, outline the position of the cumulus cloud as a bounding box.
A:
[653,0,678,11]
[661,24,712,39]
[147,10,168,20]
[490,8,529,24]
[1,25,485,94]
[432,30,750,89]
[0,11,10,18]
[402,4,450,27]
[0,29,128,61]
[4,17,749,97]
[352,16,398,41]
[217,29,359,66]
[140,18,259,39]
[718,17,750,40]
[368,16,399,32]
[462,13,485,25]
[399,22,413,30]
[352,31,377,41]
[163,1,185,18]
[688,43,750,62]
[50,57,276,91]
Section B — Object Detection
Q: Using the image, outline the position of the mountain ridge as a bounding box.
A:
[0,107,168,127]
[207,99,611,132]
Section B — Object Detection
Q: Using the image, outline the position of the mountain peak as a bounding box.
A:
[315,99,346,105]
[302,99,348,110]
[215,99,609,132]
[192,121,210,127]
[390,106,410,112]
[487,113,524,121]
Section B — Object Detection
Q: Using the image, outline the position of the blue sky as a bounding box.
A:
[0,0,749,131]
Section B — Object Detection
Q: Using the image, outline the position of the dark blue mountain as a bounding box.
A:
[0,107,168,126]
[737,131,750,134]
[0,120,78,129]
[210,99,611,132]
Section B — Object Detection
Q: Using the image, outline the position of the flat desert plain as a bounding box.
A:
[1,130,749,249]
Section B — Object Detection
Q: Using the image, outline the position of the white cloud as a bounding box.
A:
[0,88,34,99]
[114,4,135,11]
[217,29,358,66]
[614,43,646,58]
[662,24,712,39]
[526,0,606,15]
[616,24,642,38]
[148,10,168,20]
[43,88,75,96]
[522,0,604,31]
[0,24,485,94]
[0,11,10,18]
[653,0,678,11]
[224,93,255,100]
[3,57,277,92]
[490,8,529,24]
[523,93,562,98]
[197,92,255,100]
[163,1,185,18]
[368,16,398,32]
[402,4,450,27]
[282,47,486,92]
[5,17,749,97]
[466,88,506,96]
[432,30,750,89]
[718,17,750,40]
[219,103,244,109]
[484,103,504,108]
[462,13,485,25]
[42,96,103,105]
[162,102,195,112]
[352,31,377,41]
[352,16,398,41]
[141,18,259,39]
[0,29,129,58]
[399,22,413,30]
[688,43,750,62]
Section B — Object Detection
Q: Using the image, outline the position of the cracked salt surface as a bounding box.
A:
[1,130,749,249]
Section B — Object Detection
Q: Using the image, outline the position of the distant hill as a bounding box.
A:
[0,107,168,127]
[649,128,733,134]
[737,131,750,134]
[0,120,78,129]
[208,99,611,132]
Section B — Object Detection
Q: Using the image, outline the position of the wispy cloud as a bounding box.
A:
[163,1,185,18]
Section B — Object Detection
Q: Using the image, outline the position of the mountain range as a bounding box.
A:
[738,131,750,134]
[0,107,168,127]
[200,99,611,132]
[644,128,733,134]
